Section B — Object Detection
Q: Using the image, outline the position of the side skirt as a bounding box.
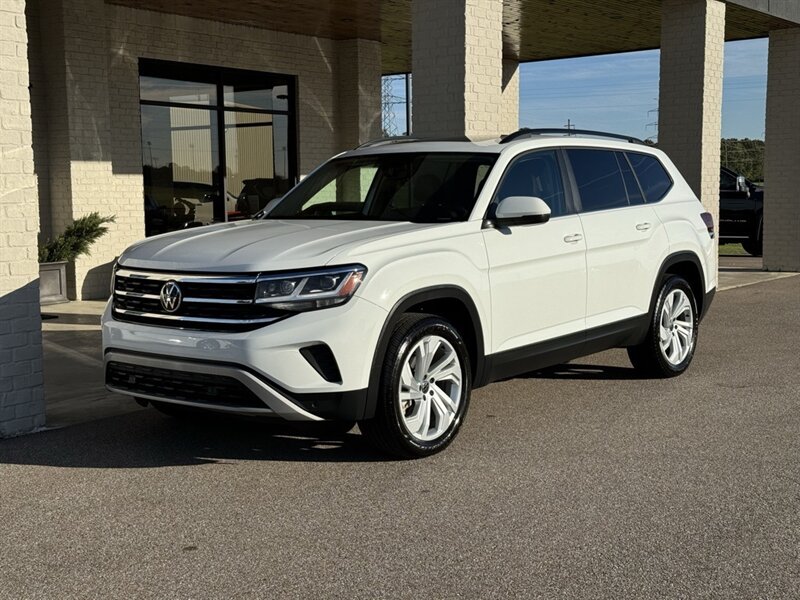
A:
[481,315,649,385]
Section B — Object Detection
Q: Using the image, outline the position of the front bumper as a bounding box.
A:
[102,295,387,420]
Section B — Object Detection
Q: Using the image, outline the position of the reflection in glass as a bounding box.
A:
[141,105,219,236]
[140,76,216,105]
[223,82,289,112]
[225,112,291,219]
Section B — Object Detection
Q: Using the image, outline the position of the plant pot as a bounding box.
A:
[39,261,69,305]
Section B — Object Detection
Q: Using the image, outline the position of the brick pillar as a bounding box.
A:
[658,0,725,270]
[336,39,382,149]
[763,28,800,272]
[35,0,130,300]
[501,59,520,135]
[411,0,510,139]
[0,0,46,436]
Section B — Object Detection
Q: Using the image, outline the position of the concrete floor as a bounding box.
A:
[0,267,798,598]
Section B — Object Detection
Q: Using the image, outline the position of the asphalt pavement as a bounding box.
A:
[2,276,799,599]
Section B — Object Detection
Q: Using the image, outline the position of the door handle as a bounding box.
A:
[635,222,652,231]
[563,233,583,244]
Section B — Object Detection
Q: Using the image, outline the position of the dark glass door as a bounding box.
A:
[139,60,296,236]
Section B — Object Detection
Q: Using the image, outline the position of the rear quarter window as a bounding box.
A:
[626,152,673,202]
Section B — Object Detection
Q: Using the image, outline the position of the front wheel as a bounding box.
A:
[627,276,698,377]
[359,314,471,458]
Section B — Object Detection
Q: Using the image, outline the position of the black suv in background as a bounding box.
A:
[719,166,763,256]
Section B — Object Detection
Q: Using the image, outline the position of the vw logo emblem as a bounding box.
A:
[159,280,182,313]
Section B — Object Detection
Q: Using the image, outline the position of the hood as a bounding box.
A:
[119,219,433,272]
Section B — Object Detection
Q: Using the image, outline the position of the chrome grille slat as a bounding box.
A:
[112,267,284,331]
[115,290,253,305]
[116,268,257,285]
[112,308,280,325]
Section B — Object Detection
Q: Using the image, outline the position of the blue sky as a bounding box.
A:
[383,37,768,140]
[519,38,768,141]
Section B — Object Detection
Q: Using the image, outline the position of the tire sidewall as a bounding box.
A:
[653,276,698,374]
[382,318,471,456]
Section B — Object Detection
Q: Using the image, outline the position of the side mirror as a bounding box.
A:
[493,196,551,227]
[736,175,748,194]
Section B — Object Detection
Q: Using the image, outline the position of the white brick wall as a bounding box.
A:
[412,0,514,139]
[658,0,725,272]
[29,0,381,299]
[763,28,800,272]
[337,38,382,148]
[0,0,46,437]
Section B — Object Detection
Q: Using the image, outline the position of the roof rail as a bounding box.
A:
[356,136,421,149]
[500,128,645,145]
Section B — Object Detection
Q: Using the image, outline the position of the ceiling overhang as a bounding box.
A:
[106,0,799,74]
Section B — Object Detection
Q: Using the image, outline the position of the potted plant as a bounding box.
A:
[38,213,116,305]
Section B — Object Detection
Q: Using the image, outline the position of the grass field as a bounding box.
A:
[719,243,748,256]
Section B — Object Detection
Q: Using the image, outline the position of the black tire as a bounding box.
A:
[359,314,472,459]
[741,217,763,256]
[627,275,699,378]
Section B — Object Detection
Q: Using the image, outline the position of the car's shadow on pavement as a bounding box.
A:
[0,410,390,469]
[522,363,646,380]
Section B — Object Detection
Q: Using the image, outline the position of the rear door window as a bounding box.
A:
[626,152,673,202]
[566,149,629,213]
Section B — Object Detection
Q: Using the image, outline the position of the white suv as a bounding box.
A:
[103,129,717,458]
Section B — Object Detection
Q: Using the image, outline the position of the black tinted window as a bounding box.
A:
[627,152,672,202]
[616,152,645,205]
[495,150,566,217]
[567,149,629,212]
[720,169,737,191]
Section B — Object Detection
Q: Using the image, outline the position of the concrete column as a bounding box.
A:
[34,0,130,300]
[0,0,46,436]
[501,59,520,134]
[658,0,725,266]
[763,28,800,272]
[412,0,510,139]
[336,39,382,149]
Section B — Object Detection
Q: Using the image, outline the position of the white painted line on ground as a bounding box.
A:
[718,272,798,292]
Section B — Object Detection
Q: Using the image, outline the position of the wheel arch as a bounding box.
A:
[651,251,708,321]
[362,286,486,420]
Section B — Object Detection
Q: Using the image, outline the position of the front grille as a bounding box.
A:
[106,361,267,409]
[112,268,286,331]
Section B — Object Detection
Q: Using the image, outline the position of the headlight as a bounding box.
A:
[254,265,366,312]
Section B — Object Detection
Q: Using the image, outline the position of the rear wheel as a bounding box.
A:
[359,314,471,458]
[627,276,698,377]
[742,218,763,256]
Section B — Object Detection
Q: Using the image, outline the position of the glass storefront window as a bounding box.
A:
[140,76,216,105]
[139,60,296,236]
[224,112,292,219]
[223,82,289,112]
[141,105,219,236]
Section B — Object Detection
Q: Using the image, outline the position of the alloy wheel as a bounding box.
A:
[659,288,695,365]
[398,334,463,442]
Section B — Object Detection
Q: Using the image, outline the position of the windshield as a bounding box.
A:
[264,152,497,223]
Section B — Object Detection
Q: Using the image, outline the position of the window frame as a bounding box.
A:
[485,148,577,223]
[139,58,298,225]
